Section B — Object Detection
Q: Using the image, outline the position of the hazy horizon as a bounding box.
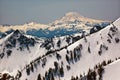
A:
[0,0,120,25]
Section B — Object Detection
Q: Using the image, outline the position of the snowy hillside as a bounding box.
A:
[23,17,120,80]
[0,29,83,77]
[0,16,119,80]
[103,59,120,80]
[0,12,110,38]
[0,30,49,76]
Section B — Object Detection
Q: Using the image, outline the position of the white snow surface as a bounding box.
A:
[21,17,120,80]
[0,17,119,80]
[103,59,120,80]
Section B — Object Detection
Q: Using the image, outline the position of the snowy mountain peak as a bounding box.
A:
[65,12,84,19]
[51,12,109,26]
[59,12,85,22]
[13,29,21,35]
[27,22,37,25]
[11,29,23,38]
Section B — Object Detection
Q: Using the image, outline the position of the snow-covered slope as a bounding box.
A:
[0,17,119,80]
[0,30,47,76]
[0,29,82,77]
[19,17,119,80]
[103,59,120,80]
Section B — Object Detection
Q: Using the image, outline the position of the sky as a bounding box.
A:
[0,0,120,25]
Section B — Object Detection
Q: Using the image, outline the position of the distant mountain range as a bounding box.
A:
[0,12,110,38]
[0,14,119,80]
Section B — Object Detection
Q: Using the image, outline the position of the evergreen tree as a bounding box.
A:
[51,73,55,80]
[26,66,30,75]
[107,59,112,64]
[91,70,96,80]
[66,65,71,71]
[59,66,64,77]
[66,37,71,44]
[66,54,70,64]
[6,50,12,57]
[37,74,42,80]
[56,53,61,60]
[30,62,34,72]
[88,46,91,53]
[97,66,104,80]
[70,51,74,63]
[71,76,76,80]
[57,39,61,48]
[102,61,106,66]
[43,77,45,80]
[54,61,59,73]
[87,69,92,80]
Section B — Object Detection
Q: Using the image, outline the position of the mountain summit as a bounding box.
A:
[65,12,83,17]
[62,12,84,21]
[51,12,108,25]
